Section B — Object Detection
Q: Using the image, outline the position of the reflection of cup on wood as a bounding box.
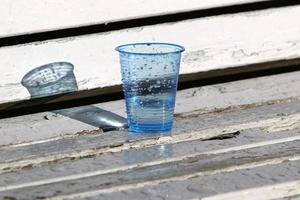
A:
[123,144,173,165]
[21,62,78,98]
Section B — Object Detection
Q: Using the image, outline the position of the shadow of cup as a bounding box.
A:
[21,62,78,98]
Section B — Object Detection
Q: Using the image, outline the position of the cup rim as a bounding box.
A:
[115,42,185,55]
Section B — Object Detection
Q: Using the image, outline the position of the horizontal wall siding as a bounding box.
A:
[0,6,300,107]
[0,0,274,38]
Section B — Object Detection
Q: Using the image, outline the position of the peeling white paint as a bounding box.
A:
[1,6,300,104]
[0,0,269,38]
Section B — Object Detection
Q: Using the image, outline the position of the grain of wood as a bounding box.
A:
[0,130,300,192]
[0,0,273,38]
[1,99,300,173]
[2,126,299,190]
[0,128,265,187]
[71,159,300,200]
[2,140,299,199]
[1,6,300,105]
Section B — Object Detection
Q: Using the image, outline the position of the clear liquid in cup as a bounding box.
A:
[123,75,177,133]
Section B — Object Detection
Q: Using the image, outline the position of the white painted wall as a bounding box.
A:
[1,5,300,105]
[0,0,269,37]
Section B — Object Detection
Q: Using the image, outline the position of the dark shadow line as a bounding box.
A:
[1,0,300,47]
[0,63,299,119]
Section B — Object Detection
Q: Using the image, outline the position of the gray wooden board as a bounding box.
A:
[1,99,300,199]
[81,159,300,200]
[1,135,300,199]
[0,128,298,189]
[1,99,300,169]
[1,70,300,146]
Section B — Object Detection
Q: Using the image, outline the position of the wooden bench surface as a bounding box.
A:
[1,71,300,199]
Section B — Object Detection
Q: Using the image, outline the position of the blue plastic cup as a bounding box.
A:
[116,43,185,135]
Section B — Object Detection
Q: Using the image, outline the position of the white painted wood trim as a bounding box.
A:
[1,5,300,105]
[0,0,271,38]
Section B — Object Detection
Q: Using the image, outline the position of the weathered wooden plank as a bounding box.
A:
[0,0,276,38]
[0,92,300,199]
[83,160,300,200]
[1,70,299,147]
[1,99,300,172]
[1,137,300,199]
[0,75,299,199]
[1,5,300,106]
[0,127,299,193]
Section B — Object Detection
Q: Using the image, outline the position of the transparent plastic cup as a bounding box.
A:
[116,43,185,135]
[21,62,78,98]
